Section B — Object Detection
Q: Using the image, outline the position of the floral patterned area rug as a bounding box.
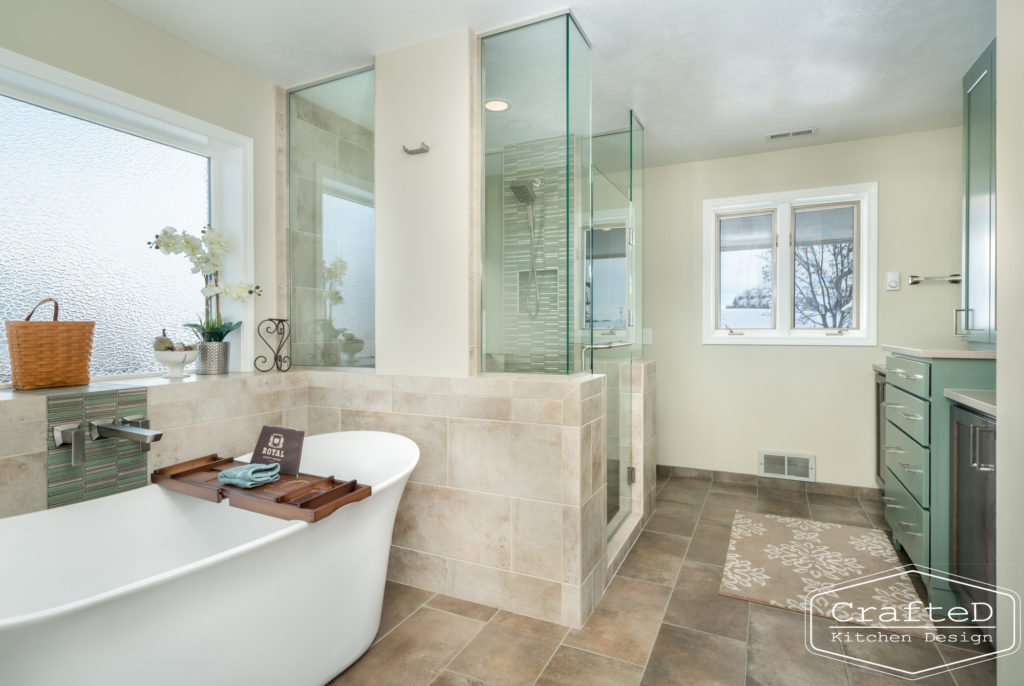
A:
[719,511,936,638]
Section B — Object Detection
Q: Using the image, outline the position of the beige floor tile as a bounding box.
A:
[427,594,499,622]
[839,627,952,682]
[755,494,811,518]
[535,646,643,686]
[447,611,567,686]
[640,623,746,686]
[375,581,435,641]
[643,499,700,537]
[429,671,493,686]
[745,604,848,686]
[685,520,733,566]
[709,482,757,497]
[808,503,872,527]
[564,576,671,665]
[664,561,749,641]
[937,644,997,686]
[332,608,484,686]
[657,477,710,505]
[700,492,757,523]
[847,666,954,685]
[616,531,689,586]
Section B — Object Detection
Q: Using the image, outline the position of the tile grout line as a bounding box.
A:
[370,590,439,648]
[426,606,497,685]
[636,485,708,678]
[528,625,572,686]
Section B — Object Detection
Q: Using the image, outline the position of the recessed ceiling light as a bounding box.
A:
[485,99,510,112]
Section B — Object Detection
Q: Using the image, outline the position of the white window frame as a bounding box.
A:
[0,46,256,373]
[702,182,877,346]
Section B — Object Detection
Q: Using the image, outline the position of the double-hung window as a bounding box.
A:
[702,183,877,345]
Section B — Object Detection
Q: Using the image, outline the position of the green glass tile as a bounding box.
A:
[84,486,117,501]
[47,470,83,484]
[47,480,83,497]
[48,493,81,508]
[117,480,146,493]
[84,466,117,481]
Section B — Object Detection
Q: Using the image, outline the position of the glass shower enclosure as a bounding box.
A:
[482,16,644,539]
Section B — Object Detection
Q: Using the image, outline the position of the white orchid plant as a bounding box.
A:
[323,257,348,320]
[148,225,262,342]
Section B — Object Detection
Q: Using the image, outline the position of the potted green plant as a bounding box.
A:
[148,225,261,374]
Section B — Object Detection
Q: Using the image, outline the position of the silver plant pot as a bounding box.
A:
[196,341,230,375]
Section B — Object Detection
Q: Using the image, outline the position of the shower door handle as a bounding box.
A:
[581,341,632,369]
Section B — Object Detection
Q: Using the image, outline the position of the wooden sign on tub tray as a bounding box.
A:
[151,455,371,522]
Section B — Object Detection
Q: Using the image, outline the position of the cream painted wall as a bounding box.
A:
[996,1,1024,682]
[0,0,280,331]
[374,30,474,377]
[644,128,964,488]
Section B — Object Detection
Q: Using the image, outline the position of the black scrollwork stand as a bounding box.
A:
[254,318,292,372]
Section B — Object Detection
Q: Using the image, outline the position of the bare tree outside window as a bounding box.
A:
[792,204,857,329]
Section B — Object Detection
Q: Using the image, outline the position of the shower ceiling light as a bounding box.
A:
[484,99,509,112]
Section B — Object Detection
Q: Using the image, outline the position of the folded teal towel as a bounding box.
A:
[218,462,280,488]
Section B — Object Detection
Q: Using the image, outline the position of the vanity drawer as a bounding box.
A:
[885,356,931,397]
[885,384,930,447]
[884,421,929,507]
[884,471,930,566]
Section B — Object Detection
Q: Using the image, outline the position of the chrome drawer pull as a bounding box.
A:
[881,496,897,503]
[897,521,922,537]
[896,372,924,380]
[884,503,905,510]
[884,446,905,454]
[898,411,923,421]
[881,402,904,409]
[899,462,923,474]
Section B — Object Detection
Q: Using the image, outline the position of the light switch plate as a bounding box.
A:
[642,328,653,344]
[885,272,901,291]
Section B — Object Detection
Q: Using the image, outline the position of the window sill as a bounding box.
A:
[703,333,877,347]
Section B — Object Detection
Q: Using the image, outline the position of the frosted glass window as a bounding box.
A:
[322,194,375,360]
[717,211,775,330]
[0,94,209,383]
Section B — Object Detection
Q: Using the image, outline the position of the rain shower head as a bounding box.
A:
[510,184,536,205]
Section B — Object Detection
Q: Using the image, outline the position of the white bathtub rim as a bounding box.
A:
[1,430,419,632]
[0,503,307,631]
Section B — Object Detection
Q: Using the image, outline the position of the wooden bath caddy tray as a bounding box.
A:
[151,454,371,522]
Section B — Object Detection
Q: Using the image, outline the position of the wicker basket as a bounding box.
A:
[5,299,95,390]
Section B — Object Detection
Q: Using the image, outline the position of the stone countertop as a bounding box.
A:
[944,389,997,417]
[872,362,886,373]
[882,344,996,360]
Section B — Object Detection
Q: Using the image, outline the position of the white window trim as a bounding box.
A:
[702,182,878,346]
[0,46,256,372]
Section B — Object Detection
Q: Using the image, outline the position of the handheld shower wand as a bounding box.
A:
[511,181,541,318]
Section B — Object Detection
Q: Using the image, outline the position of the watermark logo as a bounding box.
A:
[805,566,1020,681]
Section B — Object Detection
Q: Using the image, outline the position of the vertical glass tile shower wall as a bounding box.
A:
[481,15,592,374]
[288,69,375,368]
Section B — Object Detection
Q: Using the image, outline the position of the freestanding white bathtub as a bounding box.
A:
[0,430,418,686]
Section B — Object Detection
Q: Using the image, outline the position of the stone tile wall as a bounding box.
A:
[0,364,659,628]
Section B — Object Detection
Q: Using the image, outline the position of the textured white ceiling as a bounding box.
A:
[107,0,995,166]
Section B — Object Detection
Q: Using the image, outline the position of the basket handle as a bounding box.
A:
[24,298,59,322]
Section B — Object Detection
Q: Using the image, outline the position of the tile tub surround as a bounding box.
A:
[0,363,658,627]
[303,370,612,627]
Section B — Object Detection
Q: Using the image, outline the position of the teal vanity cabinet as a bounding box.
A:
[960,40,996,347]
[882,350,995,610]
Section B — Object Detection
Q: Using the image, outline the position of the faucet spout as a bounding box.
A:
[90,421,163,444]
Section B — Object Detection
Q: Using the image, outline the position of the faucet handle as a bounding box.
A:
[121,414,150,429]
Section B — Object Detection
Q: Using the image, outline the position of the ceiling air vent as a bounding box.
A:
[758,450,816,482]
[764,127,819,142]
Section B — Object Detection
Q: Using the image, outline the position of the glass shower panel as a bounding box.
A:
[481,15,591,374]
[630,112,644,360]
[591,126,634,535]
[289,69,374,368]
